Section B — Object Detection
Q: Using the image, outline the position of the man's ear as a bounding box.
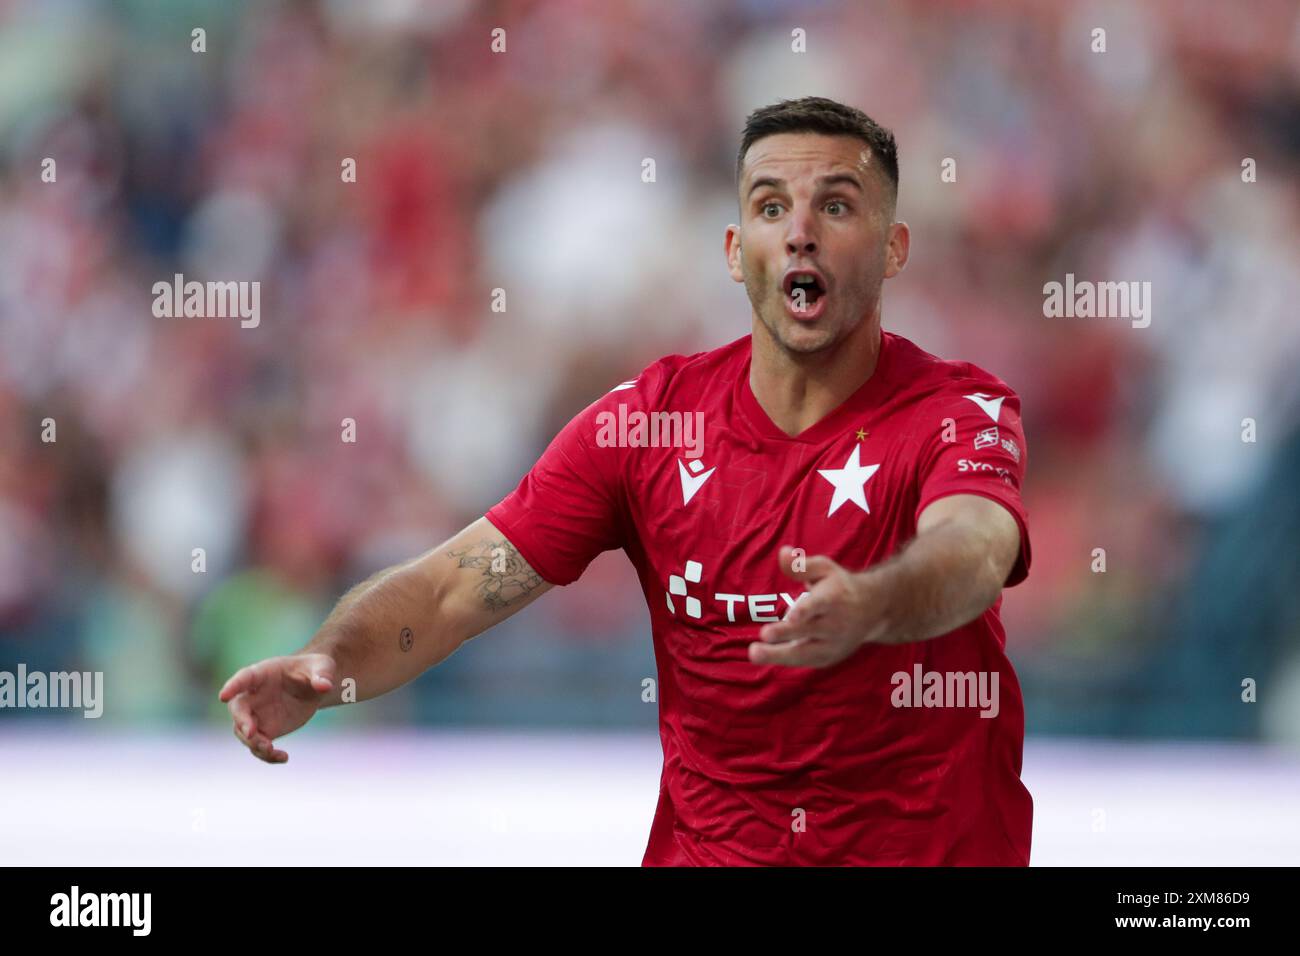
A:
[884,220,910,279]
[725,225,745,282]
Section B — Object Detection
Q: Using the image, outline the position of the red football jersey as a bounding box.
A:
[485,329,1034,865]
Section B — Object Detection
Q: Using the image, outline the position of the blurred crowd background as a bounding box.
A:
[2,0,1298,742]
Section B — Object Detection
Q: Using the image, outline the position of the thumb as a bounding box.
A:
[778,546,839,584]
[293,653,336,694]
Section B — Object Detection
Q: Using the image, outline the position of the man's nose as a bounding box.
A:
[785,208,818,256]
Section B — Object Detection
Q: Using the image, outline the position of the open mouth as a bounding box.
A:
[782,270,827,314]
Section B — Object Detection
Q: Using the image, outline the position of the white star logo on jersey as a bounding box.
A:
[817,445,881,516]
[677,458,716,505]
[963,393,1005,423]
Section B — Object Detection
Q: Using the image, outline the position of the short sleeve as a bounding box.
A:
[485,392,626,587]
[913,386,1032,587]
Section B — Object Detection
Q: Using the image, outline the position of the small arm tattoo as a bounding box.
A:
[448,538,544,611]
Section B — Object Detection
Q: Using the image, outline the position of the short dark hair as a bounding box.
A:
[736,96,898,208]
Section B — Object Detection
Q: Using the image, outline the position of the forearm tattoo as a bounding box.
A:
[448,538,544,611]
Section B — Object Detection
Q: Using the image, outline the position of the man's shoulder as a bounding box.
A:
[591,334,749,409]
[886,331,1022,405]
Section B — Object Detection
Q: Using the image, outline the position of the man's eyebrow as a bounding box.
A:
[746,172,865,198]
[747,176,784,198]
[816,172,865,193]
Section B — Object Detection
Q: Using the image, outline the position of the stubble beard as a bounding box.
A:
[747,270,873,359]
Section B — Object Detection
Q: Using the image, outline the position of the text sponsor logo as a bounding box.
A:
[956,458,1013,484]
[665,560,807,623]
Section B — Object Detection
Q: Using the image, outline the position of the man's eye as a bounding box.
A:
[826,200,847,215]
[761,202,782,218]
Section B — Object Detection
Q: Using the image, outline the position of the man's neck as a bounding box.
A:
[749,314,883,438]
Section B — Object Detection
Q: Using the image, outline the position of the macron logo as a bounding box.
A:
[963,393,1005,423]
[677,458,716,505]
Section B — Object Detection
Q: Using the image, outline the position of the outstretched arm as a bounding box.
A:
[218,517,552,761]
[749,494,1021,668]
[306,516,552,704]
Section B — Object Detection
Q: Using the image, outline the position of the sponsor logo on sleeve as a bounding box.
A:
[957,459,1014,485]
[974,426,999,450]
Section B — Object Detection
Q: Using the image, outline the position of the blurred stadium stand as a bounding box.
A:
[1,0,1299,750]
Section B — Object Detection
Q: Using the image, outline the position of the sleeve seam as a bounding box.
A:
[483,506,572,587]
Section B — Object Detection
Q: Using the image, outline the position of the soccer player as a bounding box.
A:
[220,96,1033,866]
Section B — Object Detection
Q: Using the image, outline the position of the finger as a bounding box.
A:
[218,663,261,702]
[232,718,261,752]
[293,656,335,694]
[233,723,276,764]
[227,694,258,739]
[778,546,840,585]
[251,735,279,762]
[757,618,813,644]
[310,653,338,687]
[218,666,248,702]
[253,730,288,763]
[308,673,332,693]
[231,712,278,762]
[247,730,280,763]
[784,588,829,626]
[748,637,829,668]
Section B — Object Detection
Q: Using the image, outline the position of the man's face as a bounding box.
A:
[727,132,906,356]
